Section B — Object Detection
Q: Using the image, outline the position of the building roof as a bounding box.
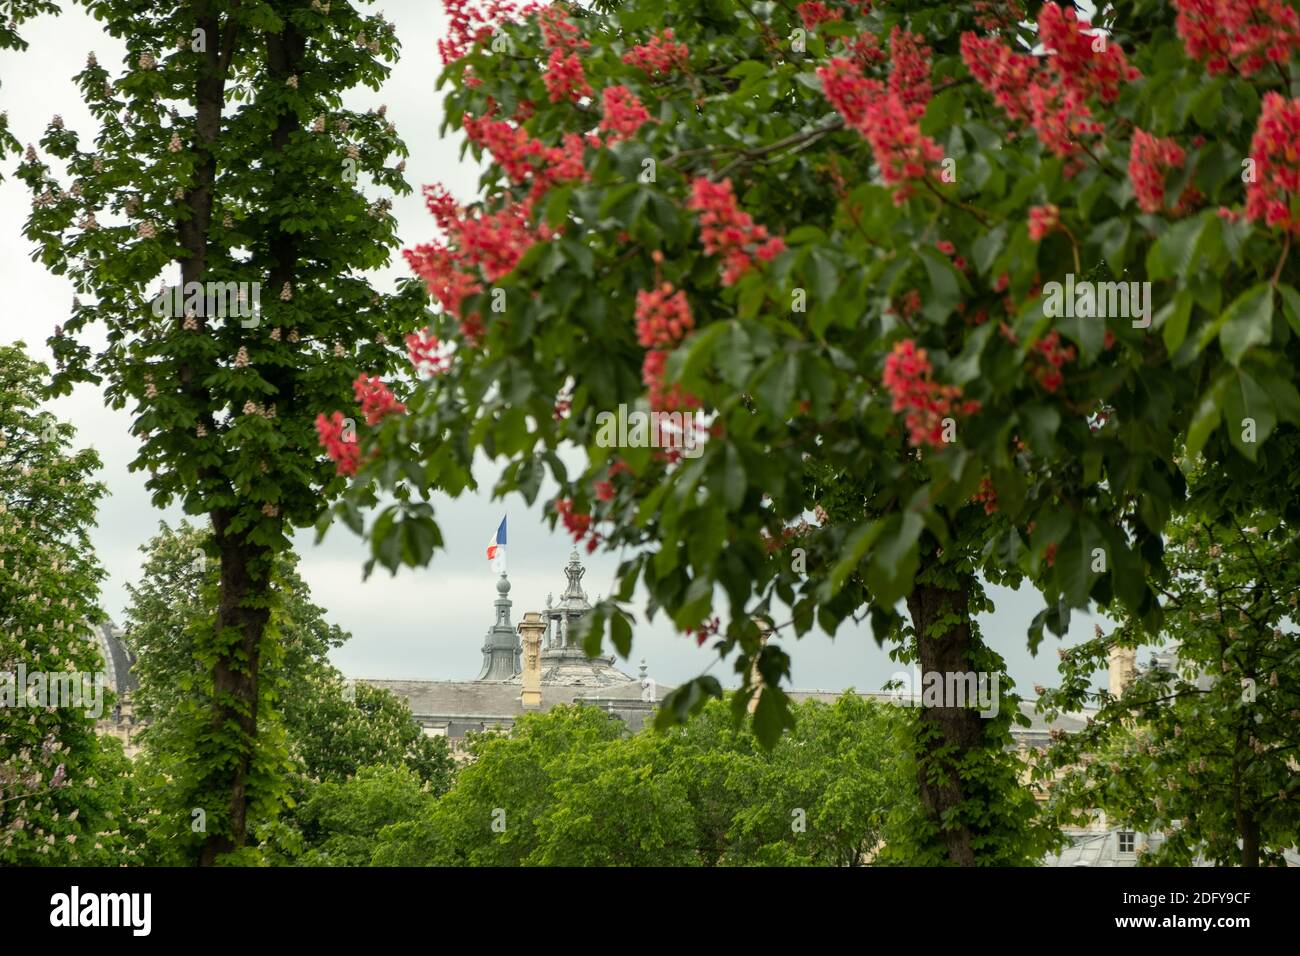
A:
[94,620,138,696]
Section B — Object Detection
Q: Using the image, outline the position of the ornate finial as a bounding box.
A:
[546,591,553,608]
[639,658,648,680]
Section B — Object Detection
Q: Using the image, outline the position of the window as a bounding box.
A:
[1118,831,1136,854]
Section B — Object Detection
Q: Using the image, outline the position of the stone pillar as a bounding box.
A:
[1107,644,1136,697]
[748,618,770,715]
[518,611,545,708]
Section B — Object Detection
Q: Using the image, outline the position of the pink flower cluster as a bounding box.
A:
[622,29,689,76]
[406,328,450,376]
[1173,0,1300,76]
[635,282,694,348]
[686,177,786,286]
[556,498,601,553]
[963,3,1140,161]
[882,340,979,449]
[316,411,360,476]
[1129,129,1196,215]
[315,375,407,476]
[539,5,591,103]
[1246,93,1300,234]
[354,374,407,426]
[462,113,587,196]
[888,27,933,121]
[1027,204,1060,241]
[599,86,653,144]
[817,52,945,202]
[1031,330,1076,393]
[641,348,700,412]
[1038,3,1139,105]
[635,281,698,411]
[439,0,540,65]
[406,106,590,343]
[798,2,842,30]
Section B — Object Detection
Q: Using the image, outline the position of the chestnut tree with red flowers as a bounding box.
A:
[333,0,1300,863]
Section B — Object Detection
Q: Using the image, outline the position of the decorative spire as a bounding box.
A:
[476,570,521,681]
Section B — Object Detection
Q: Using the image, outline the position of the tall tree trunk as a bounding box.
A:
[199,512,272,866]
[906,576,984,866]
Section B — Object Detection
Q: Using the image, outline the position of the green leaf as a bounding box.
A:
[1186,375,1228,458]
[1277,283,1300,338]
[1222,367,1276,461]
[866,511,923,606]
[1158,289,1193,354]
[1218,283,1273,365]
[609,609,633,657]
[751,686,795,749]
[918,246,960,321]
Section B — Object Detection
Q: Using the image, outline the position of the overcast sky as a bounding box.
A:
[0,0,1106,696]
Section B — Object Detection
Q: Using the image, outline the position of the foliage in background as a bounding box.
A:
[121,521,453,864]
[0,341,141,864]
[371,695,918,866]
[12,0,430,862]
[1041,484,1300,866]
[330,0,1300,862]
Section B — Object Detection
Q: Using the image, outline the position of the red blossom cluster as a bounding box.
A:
[406,328,450,376]
[599,86,653,144]
[882,339,979,449]
[1129,129,1199,215]
[841,31,886,69]
[963,3,1140,162]
[403,242,484,341]
[635,282,694,348]
[421,184,461,233]
[686,177,786,286]
[688,616,721,647]
[439,0,540,65]
[1173,0,1300,76]
[406,111,587,344]
[454,201,547,282]
[1026,79,1105,161]
[972,476,999,514]
[315,411,360,477]
[1038,3,1139,105]
[462,113,587,196]
[1030,330,1076,393]
[1027,204,1060,240]
[935,239,968,272]
[1246,93,1300,234]
[622,28,689,76]
[640,348,700,412]
[817,57,945,203]
[556,497,600,552]
[354,374,407,425]
[539,5,591,103]
[636,281,697,410]
[545,49,591,103]
[888,27,933,121]
[797,1,842,30]
[960,34,1037,125]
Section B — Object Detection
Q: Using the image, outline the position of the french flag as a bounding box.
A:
[486,516,507,570]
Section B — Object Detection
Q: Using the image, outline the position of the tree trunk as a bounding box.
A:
[906,577,984,866]
[199,511,272,866]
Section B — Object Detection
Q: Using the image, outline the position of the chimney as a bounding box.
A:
[1107,644,1136,697]
[518,611,545,708]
